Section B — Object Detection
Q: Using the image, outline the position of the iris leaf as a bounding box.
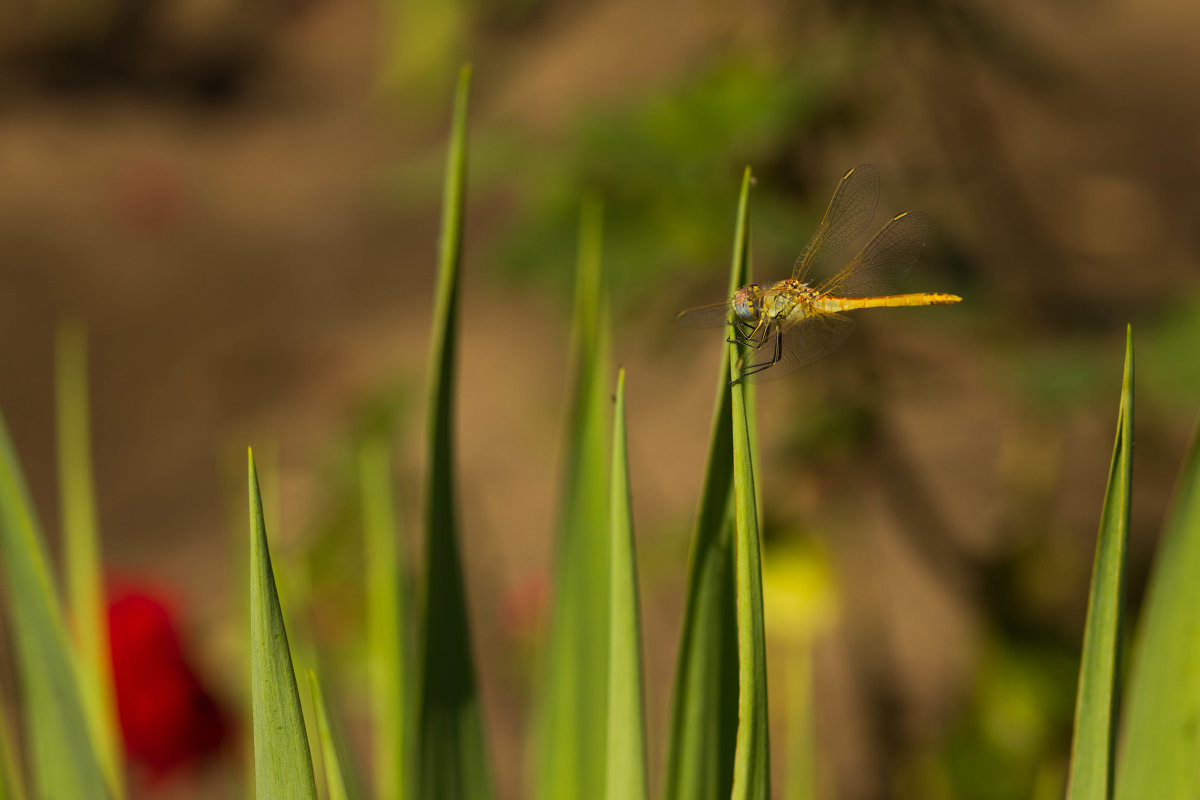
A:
[414,64,495,800]
[55,323,125,799]
[727,167,771,800]
[1116,356,1200,797]
[361,437,411,800]
[531,196,612,800]
[249,449,317,799]
[604,368,647,800]
[660,168,752,800]
[0,412,109,800]
[1066,327,1133,800]
[308,670,361,800]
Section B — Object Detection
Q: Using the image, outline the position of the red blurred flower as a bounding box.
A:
[108,583,228,784]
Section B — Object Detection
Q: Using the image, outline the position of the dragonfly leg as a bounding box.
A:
[733,318,769,348]
[732,329,783,383]
[727,319,759,345]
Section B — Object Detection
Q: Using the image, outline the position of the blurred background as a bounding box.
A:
[1,0,1198,797]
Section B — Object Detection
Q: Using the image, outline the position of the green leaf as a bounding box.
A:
[361,437,411,800]
[1116,384,1200,792]
[604,368,647,800]
[415,64,495,800]
[1066,326,1133,800]
[249,449,318,799]
[55,323,126,800]
[307,670,362,800]
[0,411,110,800]
[660,168,752,800]
[727,167,771,800]
[531,196,611,800]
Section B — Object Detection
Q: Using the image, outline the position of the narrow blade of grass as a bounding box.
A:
[249,449,317,798]
[361,437,410,800]
[727,166,771,800]
[660,168,753,800]
[0,412,110,800]
[1116,403,1200,791]
[1066,326,1133,800]
[55,323,125,800]
[415,64,494,800]
[531,196,611,800]
[604,368,647,800]
[308,670,362,800]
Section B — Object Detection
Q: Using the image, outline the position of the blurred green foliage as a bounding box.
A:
[934,643,1074,800]
[2,2,1195,795]
[497,43,871,295]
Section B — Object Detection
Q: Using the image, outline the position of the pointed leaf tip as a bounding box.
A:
[605,365,647,800]
[248,452,317,798]
[1066,331,1133,800]
[414,61,493,800]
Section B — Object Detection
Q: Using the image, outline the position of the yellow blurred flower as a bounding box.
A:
[762,536,838,648]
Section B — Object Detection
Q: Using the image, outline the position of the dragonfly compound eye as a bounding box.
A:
[732,286,760,321]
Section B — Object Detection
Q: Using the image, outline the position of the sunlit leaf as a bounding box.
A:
[727,167,771,800]
[660,168,753,800]
[415,64,495,800]
[1116,388,1200,795]
[1066,327,1133,800]
[361,437,411,800]
[531,196,611,800]
[308,670,362,800]
[249,449,317,798]
[0,412,109,800]
[55,323,125,799]
[604,368,647,800]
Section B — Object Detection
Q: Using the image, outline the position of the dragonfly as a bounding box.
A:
[677,164,961,381]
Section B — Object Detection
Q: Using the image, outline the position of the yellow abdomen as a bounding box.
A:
[817,293,962,313]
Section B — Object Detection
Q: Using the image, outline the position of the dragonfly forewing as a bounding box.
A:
[792,164,880,284]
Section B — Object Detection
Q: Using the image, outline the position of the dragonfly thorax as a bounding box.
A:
[761,279,819,322]
[732,284,764,322]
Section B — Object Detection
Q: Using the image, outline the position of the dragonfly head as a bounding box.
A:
[732,284,763,322]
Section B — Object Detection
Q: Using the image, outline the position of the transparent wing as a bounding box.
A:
[818,210,929,298]
[675,301,733,329]
[743,312,856,382]
[791,164,880,283]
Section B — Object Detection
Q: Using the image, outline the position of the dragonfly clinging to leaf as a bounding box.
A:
[677,164,961,381]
